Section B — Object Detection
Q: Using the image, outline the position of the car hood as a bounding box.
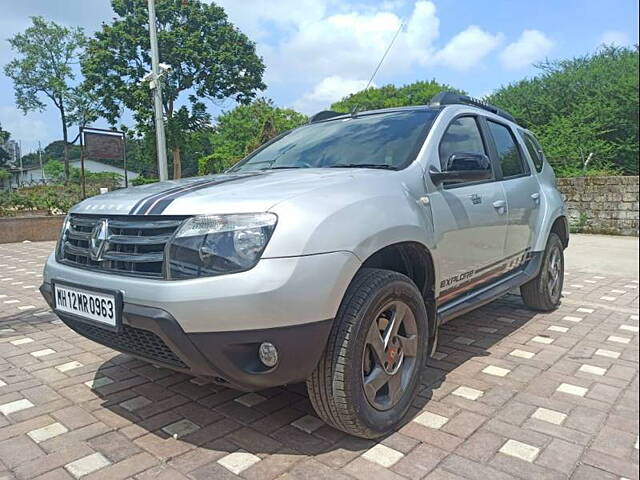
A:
[70,169,383,216]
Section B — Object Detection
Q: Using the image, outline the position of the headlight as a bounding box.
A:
[56,214,71,261]
[166,213,277,279]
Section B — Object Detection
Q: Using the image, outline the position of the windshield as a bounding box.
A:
[230,110,439,172]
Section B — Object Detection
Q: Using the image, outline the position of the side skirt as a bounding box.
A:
[432,251,543,347]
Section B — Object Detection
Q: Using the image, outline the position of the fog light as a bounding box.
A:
[258,342,278,368]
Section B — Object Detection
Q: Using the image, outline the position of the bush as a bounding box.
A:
[0,184,108,216]
[43,159,66,181]
[71,170,122,190]
[488,46,639,176]
[131,175,159,186]
[553,163,622,178]
[331,80,465,112]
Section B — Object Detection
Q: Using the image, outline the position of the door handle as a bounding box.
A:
[493,200,507,215]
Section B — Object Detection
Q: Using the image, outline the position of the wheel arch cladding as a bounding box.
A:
[359,241,436,339]
[550,215,569,249]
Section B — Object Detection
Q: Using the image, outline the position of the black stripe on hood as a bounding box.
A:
[129,178,216,215]
[136,173,261,215]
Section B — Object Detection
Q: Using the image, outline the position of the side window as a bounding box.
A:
[439,117,487,170]
[521,131,545,172]
[487,120,527,178]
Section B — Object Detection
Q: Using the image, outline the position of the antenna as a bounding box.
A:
[351,19,405,117]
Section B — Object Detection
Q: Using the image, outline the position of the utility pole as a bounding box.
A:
[18,139,23,187]
[147,0,169,181]
[39,141,45,182]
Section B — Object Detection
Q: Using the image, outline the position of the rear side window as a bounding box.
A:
[521,131,545,172]
[439,117,486,169]
[487,121,526,178]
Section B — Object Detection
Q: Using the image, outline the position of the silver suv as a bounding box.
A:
[40,93,568,438]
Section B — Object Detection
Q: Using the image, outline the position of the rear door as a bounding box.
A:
[427,115,508,304]
[485,120,542,263]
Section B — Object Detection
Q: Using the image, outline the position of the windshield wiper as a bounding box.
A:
[329,164,397,170]
[260,166,303,170]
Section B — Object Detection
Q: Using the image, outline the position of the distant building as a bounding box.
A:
[2,139,21,165]
[3,160,139,190]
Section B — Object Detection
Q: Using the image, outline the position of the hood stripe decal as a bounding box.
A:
[129,174,260,215]
[129,179,214,215]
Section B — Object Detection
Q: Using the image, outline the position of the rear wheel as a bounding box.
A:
[521,232,564,311]
[307,268,428,438]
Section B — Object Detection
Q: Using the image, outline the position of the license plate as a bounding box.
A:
[53,282,120,330]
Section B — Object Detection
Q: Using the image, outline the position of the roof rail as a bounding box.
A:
[429,91,516,123]
[309,110,344,123]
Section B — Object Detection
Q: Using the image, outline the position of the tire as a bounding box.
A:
[306,268,428,439]
[521,232,564,311]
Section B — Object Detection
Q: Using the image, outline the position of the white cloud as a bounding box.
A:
[293,76,371,113]
[215,1,504,107]
[263,1,440,85]
[433,26,503,71]
[500,30,554,69]
[599,30,631,47]
[216,0,328,39]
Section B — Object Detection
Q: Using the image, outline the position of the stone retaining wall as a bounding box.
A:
[0,215,65,244]
[557,176,639,236]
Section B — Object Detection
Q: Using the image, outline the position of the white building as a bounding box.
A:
[2,139,21,165]
[6,159,139,190]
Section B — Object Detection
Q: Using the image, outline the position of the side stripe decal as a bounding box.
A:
[438,248,531,303]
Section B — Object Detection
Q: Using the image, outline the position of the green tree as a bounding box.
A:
[199,98,308,174]
[4,17,87,180]
[488,46,639,175]
[44,140,82,162]
[82,0,266,179]
[331,80,465,113]
[43,159,66,182]
[0,168,10,186]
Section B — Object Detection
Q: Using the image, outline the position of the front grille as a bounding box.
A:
[64,317,187,368]
[61,214,185,278]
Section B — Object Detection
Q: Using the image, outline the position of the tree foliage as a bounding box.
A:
[4,17,88,179]
[82,0,266,179]
[331,80,465,113]
[43,159,66,181]
[488,46,639,175]
[198,99,308,174]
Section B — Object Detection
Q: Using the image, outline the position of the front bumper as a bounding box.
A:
[42,251,360,332]
[40,250,361,390]
[41,282,333,391]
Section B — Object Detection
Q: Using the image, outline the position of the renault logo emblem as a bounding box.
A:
[89,219,109,261]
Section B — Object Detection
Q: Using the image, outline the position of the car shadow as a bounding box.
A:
[71,291,546,464]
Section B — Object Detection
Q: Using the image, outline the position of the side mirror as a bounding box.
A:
[430,152,492,185]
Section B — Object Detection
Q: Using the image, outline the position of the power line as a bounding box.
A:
[364,19,405,92]
[351,19,405,116]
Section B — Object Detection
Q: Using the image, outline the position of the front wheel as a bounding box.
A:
[521,232,564,311]
[306,268,428,439]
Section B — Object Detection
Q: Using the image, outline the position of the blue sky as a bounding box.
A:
[1,0,638,154]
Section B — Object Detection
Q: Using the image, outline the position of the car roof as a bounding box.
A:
[310,104,522,129]
[310,92,519,126]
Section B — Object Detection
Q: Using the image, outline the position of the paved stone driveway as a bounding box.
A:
[0,240,638,480]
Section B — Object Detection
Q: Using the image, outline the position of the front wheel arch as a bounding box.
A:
[358,241,436,341]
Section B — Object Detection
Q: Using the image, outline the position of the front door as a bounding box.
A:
[427,115,508,304]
